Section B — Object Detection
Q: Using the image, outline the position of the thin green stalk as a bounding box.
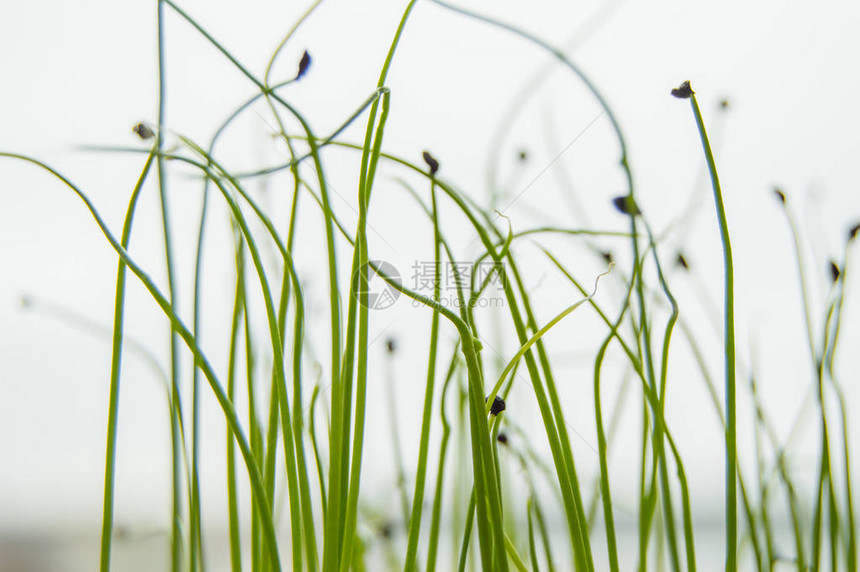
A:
[256,80,298,572]
[826,236,857,569]
[426,348,459,572]
[586,371,633,529]
[457,490,477,572]
[532,489,557,572]
[226,237,247,572]
[259,35,323,568]
[490,405,508,515]
[403,175,444,571]
[248,131,312,571]
[461,334,509,571]
[668,315,759,569]
[504,533,530,572]
[750,363,775,570]
[338,5,419,569]
[252,156,318,570]
[326,8,417,569]
[594,318,624,572]
[189,127,211,572]
[752,391,806,569]
[640,396,653,571]
[385,345,412,529]
[242,275,263,572]
[644,222,694,571]
[813,460,827,570]
[98,150,155,572]
[527,499,541,572]
[288,277,319,572]
[684,88,737,571]
[673,279,769,568]
[309,384,328,518]
[278,276,318,572]
[336,91,390,572]
[262,351,280,572]
[820,299,842,572]
[153,4,185,571]
[449,382,467,572]
[410,213,500,572]
[547,249,634,571]
[629,218,681,572]
[778,194,841,571]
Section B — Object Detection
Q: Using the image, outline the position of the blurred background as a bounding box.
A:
[1,0,859,570]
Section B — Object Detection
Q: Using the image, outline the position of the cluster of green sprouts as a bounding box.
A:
[3,1,858,571]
